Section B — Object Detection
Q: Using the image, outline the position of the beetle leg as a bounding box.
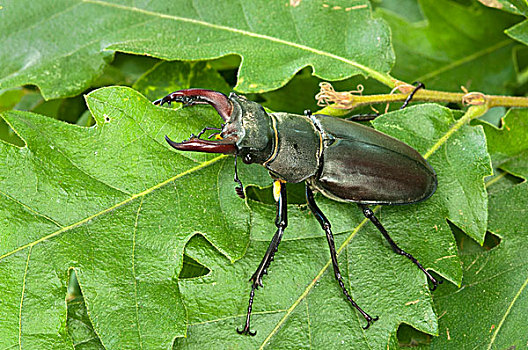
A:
[346,113,379,122]
[193,126,222,140]
[400,82,425,110]
[358,204,442,290]
[237,181,288,336]
[153,88,233,121]
[347,82,425,122]
[233,154,245,199]
[306,185,378,329]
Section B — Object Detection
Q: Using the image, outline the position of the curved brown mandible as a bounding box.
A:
[154,88,233,121]
[165,136,237,154]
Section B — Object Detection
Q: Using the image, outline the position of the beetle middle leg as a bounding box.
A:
[358,204,442,290]
[237,180,288,336]
[306,185,378,329]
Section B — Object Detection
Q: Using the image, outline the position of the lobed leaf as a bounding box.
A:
[0,0,394,99]
[379,0,519,93]
[0,86,493,349]
[0,87,256,349]
[431,182,528,349]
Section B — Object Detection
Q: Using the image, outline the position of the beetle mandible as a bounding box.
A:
[154,86,440,335]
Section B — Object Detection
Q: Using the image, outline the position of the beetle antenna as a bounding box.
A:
[234,154,245,199]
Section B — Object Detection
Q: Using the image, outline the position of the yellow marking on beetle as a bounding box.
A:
[263,114,279,166]
[273,180,285,202]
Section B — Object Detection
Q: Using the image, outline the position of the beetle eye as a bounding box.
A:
[243,153,253,164]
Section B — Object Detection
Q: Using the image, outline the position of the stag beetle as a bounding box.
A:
[154,86,439,335]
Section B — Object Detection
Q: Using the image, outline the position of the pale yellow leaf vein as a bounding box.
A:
[132,197,144,350]
[0,155,226,261]
[82,0,392,86]
[18,246,32,350]
[486,275,528,350]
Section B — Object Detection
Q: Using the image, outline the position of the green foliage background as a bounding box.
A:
[0,0,527,349]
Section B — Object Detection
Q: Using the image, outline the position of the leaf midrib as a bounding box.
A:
[0,155,227,261]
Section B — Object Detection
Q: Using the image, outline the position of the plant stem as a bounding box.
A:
[316,84,528,117]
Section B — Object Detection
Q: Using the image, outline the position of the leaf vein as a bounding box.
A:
[416,40,512,82]
[82,0,392,86]
[0,189,63,229]
[18,246,32,350]
[0,155,226,261]
[132,198,144,349]
[487,274,528,349]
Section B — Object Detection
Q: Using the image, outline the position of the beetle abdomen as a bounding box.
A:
[311,115,437,205]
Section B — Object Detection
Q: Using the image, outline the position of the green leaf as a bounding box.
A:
[379,0,520,93]
[480,108,528,180]
[173,104,490,349]
[0,0,394,99]
[478,0,528,16]
[0,87,492,348]
[430,182,528,349]
[373,0,424,22]
[0,86,258,349]
[67,293,105,349]
[507,18,528,46]
[133,61,232,102]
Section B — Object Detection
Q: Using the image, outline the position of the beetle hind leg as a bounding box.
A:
[306,185,378,329]
[346,82,425,122]
[237,181,288,336]
[358,204,442,290]
[400,82,425,110]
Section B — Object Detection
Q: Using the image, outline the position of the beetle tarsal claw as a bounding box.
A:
[236,327,257,336]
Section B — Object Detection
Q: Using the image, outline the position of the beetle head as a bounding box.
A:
[160,89,274,165]
[223,93,274,164]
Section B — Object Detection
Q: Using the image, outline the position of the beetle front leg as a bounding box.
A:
[358,204,442,290]
[153,88,233,121]
[399,82,425,109]
[306,185,378,329]
[237,181,288,336]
